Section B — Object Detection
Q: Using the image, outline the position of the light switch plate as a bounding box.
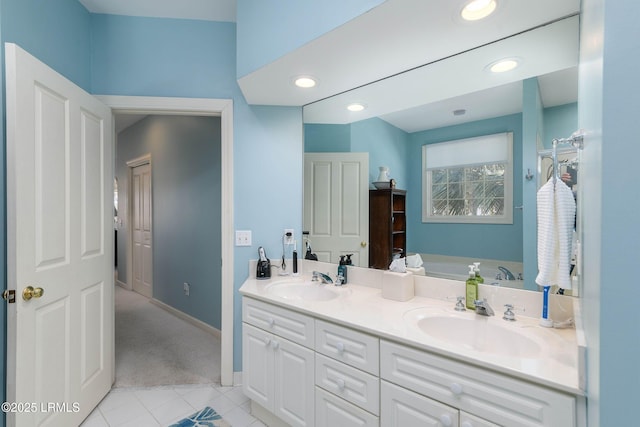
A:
[235,230,252,246]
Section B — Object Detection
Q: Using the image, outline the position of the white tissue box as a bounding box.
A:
[382,271,415,301]
[406,266,425,276]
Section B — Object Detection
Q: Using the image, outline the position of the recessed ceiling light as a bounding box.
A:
[294,76,317,88]
[488,58,520,73]
[347,103,366,112]
[461,0,497,21]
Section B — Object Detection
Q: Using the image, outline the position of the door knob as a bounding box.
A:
[360,241,367,247]
[22,286,44,301]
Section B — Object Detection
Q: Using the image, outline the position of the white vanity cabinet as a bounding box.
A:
[380,340,576,427]
[242,298,315,427]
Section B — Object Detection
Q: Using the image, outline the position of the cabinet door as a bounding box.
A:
[242,323,275,410]
[316,387,379,427]
[381,381,459,427]
[274,337,315,427]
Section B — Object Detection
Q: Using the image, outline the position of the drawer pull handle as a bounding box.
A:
[440,414,453,427]
[461,422,473,427]
[336,342,345,353]
[267,318,275,327]
[336,379,346,391]
[271,340,279,349]
[450,382,463,396]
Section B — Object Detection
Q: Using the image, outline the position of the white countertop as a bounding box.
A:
[239,275,583,396]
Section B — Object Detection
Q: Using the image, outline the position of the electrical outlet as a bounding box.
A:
[284,229,294,245]
[235,230,252,246]
[183,282,190,296]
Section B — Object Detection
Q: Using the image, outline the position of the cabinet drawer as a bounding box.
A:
[316,387,379,427]
[381,380,458,427]
[243,297,314,348]
[315,353,379,415]
[380,340,576,427]
[315,319,379,375]
[460,411,500,427]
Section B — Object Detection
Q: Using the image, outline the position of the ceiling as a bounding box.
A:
[80,0,580,133]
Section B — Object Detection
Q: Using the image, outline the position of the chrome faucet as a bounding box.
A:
[474,298,495,316]
[498,266,515,280]
[312,271,333,285]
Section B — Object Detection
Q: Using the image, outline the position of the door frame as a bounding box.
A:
[126,154,152,295]
[97,95,234,386]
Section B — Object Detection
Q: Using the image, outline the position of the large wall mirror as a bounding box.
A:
[302,4,580,293]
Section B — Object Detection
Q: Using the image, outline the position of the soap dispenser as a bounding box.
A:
[465,265,478,310]
[473,262,484,284]
[337,255,348,284]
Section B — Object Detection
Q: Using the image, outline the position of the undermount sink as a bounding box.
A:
[265,280,350,302]
[404,308,543,359]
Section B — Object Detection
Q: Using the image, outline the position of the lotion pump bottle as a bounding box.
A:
[466,265,478,310]
[473,262,484,284]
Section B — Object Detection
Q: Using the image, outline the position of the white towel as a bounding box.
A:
[535,178,576,289]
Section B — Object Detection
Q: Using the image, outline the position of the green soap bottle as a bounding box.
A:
[473,262,484,284]
[466,265,478,310]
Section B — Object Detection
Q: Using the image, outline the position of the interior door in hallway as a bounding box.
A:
[5,43,113,426]
[132,163,153,298]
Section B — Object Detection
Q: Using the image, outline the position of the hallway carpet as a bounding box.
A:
[115,286,221,388]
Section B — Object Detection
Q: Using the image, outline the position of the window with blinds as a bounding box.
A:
[422,132,513,224]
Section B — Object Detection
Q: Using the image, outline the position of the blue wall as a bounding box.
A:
[304,117,409,189]
[116,116,223,329]
[406,114,524,263]
[305,123,351,152]
[236,0,384,78]
[543,103,578,148]
[1,0,92,90]
[351,118,409,188]
[580,0,640,424]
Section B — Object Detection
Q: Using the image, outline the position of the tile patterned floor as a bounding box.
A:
[81,383,265,427]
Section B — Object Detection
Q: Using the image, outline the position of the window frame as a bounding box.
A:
[422,132,513,224]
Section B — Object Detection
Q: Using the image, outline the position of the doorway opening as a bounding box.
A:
[100,95,234,387]
[113,113,224,387]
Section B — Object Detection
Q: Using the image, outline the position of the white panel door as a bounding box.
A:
[304,153,369,267]
[132,163,152,298]
[242,323,275,410]
[5,43,113,426]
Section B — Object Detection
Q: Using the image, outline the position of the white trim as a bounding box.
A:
[126,153,151,168]
[97,95,234,386]
[116,279,129,290]
[233,371,243,387]
[150,298,221,339]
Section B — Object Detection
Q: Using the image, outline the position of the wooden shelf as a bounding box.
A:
[369,189,407,269]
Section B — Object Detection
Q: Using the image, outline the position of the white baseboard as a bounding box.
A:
[116,279,130,290]
[150,298,221,339]
[233,371,242,386]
